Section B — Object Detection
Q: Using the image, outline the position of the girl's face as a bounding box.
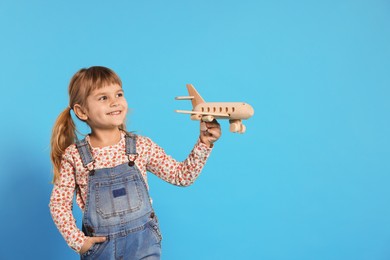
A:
[79,84,128,131]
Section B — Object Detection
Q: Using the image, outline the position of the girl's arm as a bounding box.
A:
[145,120,221,186]
[49,153,87,252]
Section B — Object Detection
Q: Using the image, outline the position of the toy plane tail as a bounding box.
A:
[186,84,205,108]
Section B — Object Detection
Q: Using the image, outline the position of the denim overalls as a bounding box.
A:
[76,133,162,260]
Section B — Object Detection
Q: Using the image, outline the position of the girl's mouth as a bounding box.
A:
[107,110,121,115]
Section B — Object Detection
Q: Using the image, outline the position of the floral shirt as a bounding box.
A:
[49,132,212,252]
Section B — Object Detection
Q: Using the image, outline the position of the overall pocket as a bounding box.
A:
[80,240,107,260]
[95,175,143,218]
[147,214,163,243]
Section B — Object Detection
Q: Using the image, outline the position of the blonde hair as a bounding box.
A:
[50,66,124,183]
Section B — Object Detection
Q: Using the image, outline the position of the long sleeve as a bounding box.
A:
[49,153,86,252]
[145,137,213,186]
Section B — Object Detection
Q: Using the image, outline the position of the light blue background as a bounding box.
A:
[1,0,389,259]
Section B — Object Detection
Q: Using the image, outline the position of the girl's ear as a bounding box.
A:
[73,104,88,121]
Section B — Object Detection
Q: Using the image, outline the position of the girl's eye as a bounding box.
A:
[98,96,107,101]
[117,92,124,98]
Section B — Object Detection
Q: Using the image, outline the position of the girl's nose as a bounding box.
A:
[110,101,119,107]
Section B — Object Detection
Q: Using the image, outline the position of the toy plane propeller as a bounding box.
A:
[175,84,254,133]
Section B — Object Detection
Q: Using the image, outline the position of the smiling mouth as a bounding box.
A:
[107,111,121,115]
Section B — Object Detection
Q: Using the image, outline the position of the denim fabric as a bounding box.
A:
[77,134,162,260]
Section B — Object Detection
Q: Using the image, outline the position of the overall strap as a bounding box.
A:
[125,133,137,155]
[75,138,94,168]
[125,133,138,166]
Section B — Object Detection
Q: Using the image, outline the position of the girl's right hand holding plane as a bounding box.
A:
[200,119,221,147]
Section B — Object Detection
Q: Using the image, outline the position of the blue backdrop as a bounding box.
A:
[1,0,389,259]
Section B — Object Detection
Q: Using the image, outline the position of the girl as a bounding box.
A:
[49,66,221,259]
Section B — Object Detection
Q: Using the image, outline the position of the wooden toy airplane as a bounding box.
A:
[175,84,254,133]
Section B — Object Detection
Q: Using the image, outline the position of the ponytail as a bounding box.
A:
[50,107,76,183]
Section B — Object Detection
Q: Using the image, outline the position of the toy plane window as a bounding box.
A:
[226,107,228,112]
[232,107,235,112]
[213,107,216,112]
[207,107,210,112]
[219,107,222,112]
[202,107,204,112]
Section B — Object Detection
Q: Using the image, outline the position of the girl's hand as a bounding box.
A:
[79,236,107,254]
[200,119,221,147]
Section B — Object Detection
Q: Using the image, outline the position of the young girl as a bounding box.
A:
[49,66,221,259]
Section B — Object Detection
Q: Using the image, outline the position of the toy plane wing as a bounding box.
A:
[175,96,194,100]
[175,109,230,118]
